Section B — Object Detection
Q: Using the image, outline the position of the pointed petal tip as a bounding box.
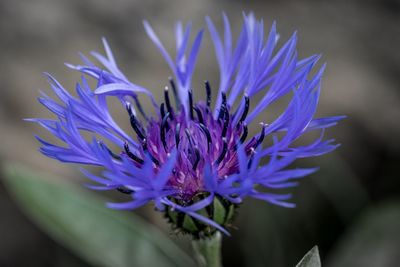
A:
[42,71,51,78]
[142,20,151,30]
[23,118,37,122]
[64,62,76,69]
[320,63,327,72]
[334,143,342,148]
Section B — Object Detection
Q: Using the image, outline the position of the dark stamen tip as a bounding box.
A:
[126,102,132,113]
[185,128,195,147]
[175,123,181,147]
[221,108,230,137]
[205,81,212,107]
[247,147,256,169]
[254,123,266,149]
[117,187,134,194]
[142,140,160,166]
[239,123,248,144]
[193,106,204,124]
[99,141,121,160]
[168,77,180,109]
[160,103,166,117]
[222,92,227,102]
[124,142,144,164]
[160,112,170,151]
[218,92,228,121]
[164,86,174,117]
[199,123,212,151]
[193,147,200,170]
[215,137,228,165]
[133,96,148,121]
[188,90,194,120]
[127,105,146,141]
[237,95,250,127]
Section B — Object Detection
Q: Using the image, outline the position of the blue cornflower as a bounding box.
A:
[29,13,344,237]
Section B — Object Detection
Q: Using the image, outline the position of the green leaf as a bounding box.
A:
[2,164,195,267]
[296,246,321,267]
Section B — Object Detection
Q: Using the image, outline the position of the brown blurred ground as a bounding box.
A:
[1,0,400,266]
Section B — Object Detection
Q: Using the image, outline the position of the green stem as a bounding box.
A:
[191,232,223,267]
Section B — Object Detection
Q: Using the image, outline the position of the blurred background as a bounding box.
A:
[1,0,400,266]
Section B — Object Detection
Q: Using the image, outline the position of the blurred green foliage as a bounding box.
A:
[326,200,400,267]
[3,164,196,267]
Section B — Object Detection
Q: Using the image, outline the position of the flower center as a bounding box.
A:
[122,80,261,202]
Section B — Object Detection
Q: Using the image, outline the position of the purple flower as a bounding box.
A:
[29,13,344,237]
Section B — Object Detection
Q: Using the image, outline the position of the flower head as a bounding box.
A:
[29,13,344,237]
